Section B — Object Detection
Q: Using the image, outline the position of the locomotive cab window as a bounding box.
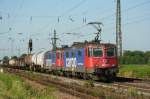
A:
[66,52,69,58]
[53,53,56,59]
[107,48,116,57]
[88,48,93,57]
[52,53,56,61]
[49,54,51,59]
[57,52,62,59]
[71,52,75,58]
[60,53,63,59]
[78,50,82,57]
[93,48,102,57]
[56,52,60,59]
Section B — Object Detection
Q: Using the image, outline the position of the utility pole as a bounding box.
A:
[8,37,14,57]
[51,29,58,51]
[116,0,122,57]
[28,38,32,54]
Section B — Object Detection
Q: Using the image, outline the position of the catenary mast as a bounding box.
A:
[51,29,58,51]
[116,0,122,56]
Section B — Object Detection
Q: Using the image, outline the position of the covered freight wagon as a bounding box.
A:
[31,51,52,71]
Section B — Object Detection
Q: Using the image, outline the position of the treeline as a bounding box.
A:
[119,50,150,65]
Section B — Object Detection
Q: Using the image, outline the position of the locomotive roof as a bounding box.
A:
[58,41,116,50]
[72,42,116,47]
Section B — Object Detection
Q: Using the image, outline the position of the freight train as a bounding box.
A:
[8,41,118,80]
[7,23,119,80]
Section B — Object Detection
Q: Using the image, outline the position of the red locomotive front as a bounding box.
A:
[84,43,118,78]
[94,44,118,68]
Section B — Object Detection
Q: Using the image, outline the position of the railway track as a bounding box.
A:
[4,68,97,99]
[2,67,150,99]
[94,77,150,97]
[94,82,150,96]
[114,77,150,93]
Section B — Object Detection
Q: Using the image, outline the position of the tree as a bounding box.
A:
[121,50,147,65]
[20,53,27,57]
[148,58,150,66]
[124,50,133,56]
[145,51,150,64]
[11,56,18,59]
[3,56,9,65]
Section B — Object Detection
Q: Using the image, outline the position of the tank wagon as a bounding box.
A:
[9,59,17,66]
[29,51,52,71]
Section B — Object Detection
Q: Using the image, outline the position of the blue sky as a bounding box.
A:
[0,0,150,59]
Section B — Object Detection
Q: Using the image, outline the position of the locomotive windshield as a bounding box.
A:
[106,48,116,57]
[93,48,103,57]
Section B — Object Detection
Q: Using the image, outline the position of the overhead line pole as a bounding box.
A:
[116,0,122,57]
[51,29,58,51]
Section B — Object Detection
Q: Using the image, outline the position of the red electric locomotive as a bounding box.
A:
[69,41,118,80]
[84,42,118,79]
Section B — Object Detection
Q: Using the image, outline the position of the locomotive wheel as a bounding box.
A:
[64,72,69,77]
[87,74,94,80]
[40,68,44,73]
[100,75,114,82]
[83,73,88,80]
[76,72,82,79]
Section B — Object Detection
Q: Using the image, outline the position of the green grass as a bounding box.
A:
[0,72,56,99]
[118,65,150,79]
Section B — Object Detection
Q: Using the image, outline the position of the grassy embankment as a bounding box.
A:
[0,71,57,99]
[118,65,150,80]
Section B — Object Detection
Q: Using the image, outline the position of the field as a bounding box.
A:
[118,65,150,80]
[0,71,57,99]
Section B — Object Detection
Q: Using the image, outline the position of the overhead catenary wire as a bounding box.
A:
[63,6,150,45]
[104,14,150,33]
[0,0,25,36]
[61,0,87,17]
[53,0,87,30]
[0,28,12,35]
[1,0,150,36]
[123,16,150,27]
[64,0,150,34]
[97,0,150,21]
[31,0,87,37]
[9,0,24,29]
[2,0,149,39]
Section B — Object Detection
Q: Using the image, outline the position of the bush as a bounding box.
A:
[120,50,150,65]
[148,58,150,66]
